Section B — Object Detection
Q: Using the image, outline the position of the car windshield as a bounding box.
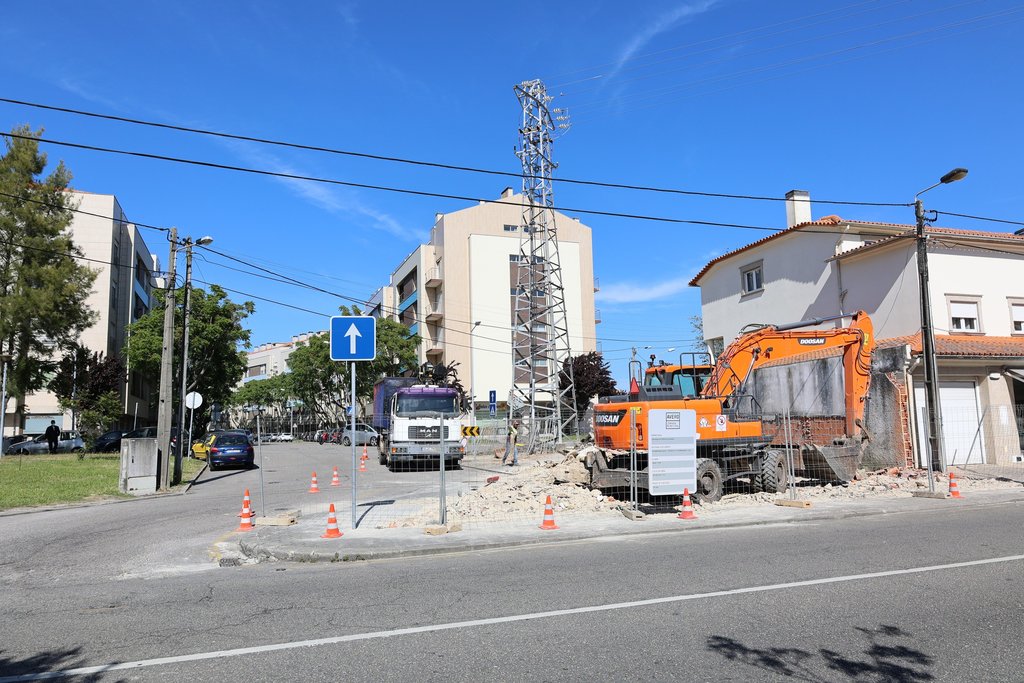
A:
[216,434,249,446]
[395,394,459,417]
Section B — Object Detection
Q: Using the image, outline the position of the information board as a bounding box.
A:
[647,409,698,496]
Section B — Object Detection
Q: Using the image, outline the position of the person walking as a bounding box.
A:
[44,420,60,454]
[501,420,519,467]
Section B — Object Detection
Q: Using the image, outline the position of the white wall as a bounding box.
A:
[927,246,1024,337]
[468,234,515,401]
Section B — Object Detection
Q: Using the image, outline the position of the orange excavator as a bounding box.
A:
[590,311,875,501]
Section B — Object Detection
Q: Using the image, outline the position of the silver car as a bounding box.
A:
[341,423,379,447]
[7,430,85,454]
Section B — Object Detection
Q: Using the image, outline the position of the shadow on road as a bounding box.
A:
[706,625,934,682]
[0,647,127,682]
[191,467,256,486]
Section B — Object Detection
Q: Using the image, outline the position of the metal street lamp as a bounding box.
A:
[914,167,967,481]
[175,235,214,484]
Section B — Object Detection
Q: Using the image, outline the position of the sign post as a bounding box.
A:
[184,391,203,459]
[330,316,377,528]
[647,409,698,496]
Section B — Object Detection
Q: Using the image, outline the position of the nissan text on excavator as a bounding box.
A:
[590,311,875,502]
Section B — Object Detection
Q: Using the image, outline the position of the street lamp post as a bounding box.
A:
[914,167,968,482]
[175,235,213,484]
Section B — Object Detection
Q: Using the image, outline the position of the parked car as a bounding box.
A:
[123,426,180,453]
[206,432,255,470]
[92,429,126,453]
[277,433,295,442]
[2,434,36,453]
[341,423,379,447]
[7,430,85,454]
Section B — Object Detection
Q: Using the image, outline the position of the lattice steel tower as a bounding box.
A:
[510,79,577,450]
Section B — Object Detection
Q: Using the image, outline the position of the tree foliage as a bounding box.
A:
[0,126,98,412]
[285,306,420,425]
[125,284,254,423]
[560,351,620,414]
[48,345,126,440]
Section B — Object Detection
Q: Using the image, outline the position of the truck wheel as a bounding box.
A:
[378,448,387,466]
[760,450,788,494]
[694,458,723,503]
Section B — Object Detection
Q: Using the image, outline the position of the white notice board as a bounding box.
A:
[648,409,698,496]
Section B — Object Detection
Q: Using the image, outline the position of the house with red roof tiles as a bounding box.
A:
[690,191,1024,468]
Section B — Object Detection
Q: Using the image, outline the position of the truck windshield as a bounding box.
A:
[395,394,459,417]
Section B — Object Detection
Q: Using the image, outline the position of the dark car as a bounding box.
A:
[207,432,255,470]
[123,426,180,453]
[93,430,126,453]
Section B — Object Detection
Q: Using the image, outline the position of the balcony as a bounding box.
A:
[425,295,444,321]
[594,276,600,292]
[425,267,443,288]
[426,329,444,356]
[595,308,602,324]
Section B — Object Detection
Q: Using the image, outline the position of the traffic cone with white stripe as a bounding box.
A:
[321,503,343,539]
[538,495,559,530]
[361,444,368,461]
[308,471,320,494]
[237,488,253,518]
[948,471,962,498]
[330,467,341,487]
[359,457,367,473]
[236,491,255,532]
[677,488,697,520]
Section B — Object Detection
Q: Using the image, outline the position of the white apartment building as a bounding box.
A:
[6,191,160,435]
[372,188,599,407]
[690,191,1024,467]
[243,331,325,383]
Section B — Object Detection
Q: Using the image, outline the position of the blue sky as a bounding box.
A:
[1,0,1022,380]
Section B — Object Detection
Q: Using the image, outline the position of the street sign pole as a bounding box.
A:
[439,413,446,526]
[351,361,357,529]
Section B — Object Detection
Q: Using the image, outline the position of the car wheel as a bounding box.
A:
[370,437,378,446]
[342,437,351,446]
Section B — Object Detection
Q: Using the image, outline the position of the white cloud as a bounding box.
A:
[609,1,720,80]
[596,275,694,304]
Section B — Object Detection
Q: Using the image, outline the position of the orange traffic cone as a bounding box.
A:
[237,488,253,517]
[236,491,255,532]
[361,444,368,461]
[321,503,343,539]
[308,471,320,494]
[330,467,341,487]
[678,488,697,520]
[538,495,559,530]
[949,471,962,498]
[359,457,367,473]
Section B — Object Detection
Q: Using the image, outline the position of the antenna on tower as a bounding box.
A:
[510,79,578,452]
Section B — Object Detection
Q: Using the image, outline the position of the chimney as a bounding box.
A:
[500,187,515,199]
[785,190,811,228]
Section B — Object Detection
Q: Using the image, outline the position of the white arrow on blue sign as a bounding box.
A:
[330,316,377,361]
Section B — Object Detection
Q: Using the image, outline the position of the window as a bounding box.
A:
[741,263,763,294]
[509,254,521,262]
[707,337,725,359]
[950,300,980,332]
[1011,302,1024,334]
[503,224,518,232]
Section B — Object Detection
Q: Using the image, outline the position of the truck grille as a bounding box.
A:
[409,425,450,440]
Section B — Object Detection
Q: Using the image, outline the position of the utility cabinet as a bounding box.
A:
[120,438,158,495]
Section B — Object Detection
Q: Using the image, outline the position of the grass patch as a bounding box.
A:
[0,453,207,510]
[0,452,128,510]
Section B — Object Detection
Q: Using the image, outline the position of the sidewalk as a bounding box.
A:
[234,487,1024,564]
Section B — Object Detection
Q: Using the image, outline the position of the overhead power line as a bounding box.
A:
[0,99,906,207]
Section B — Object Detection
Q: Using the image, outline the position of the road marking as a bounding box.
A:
[4,552,1023,681]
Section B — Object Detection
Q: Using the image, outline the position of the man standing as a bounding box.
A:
[501,420,519,467]
[44,420,60,454]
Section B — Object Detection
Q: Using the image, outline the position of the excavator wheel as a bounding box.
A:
[694,458,723,503]
[758,449,788,494]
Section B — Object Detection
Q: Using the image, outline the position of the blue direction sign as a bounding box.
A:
[488,389,497,417]
[330,316,377,361]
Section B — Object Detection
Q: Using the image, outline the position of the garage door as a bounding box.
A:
[914,381,986,466]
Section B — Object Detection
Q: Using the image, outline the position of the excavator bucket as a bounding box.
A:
[802,442,863,483]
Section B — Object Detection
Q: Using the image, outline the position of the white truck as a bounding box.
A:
[373,379,467,471]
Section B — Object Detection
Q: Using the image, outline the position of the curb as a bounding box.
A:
[236,492,1024,564]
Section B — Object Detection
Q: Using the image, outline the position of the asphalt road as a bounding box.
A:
[1,468,1022,682]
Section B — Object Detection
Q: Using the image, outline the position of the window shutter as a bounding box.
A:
[950,301,977,319]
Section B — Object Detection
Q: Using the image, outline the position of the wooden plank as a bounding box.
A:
[774,499,812,508]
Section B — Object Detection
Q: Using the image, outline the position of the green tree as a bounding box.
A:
[0,126,98,422]
[560,351,619,415]
[287,306,419,425]
[48,345,126,443]
[125,284,254,426]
